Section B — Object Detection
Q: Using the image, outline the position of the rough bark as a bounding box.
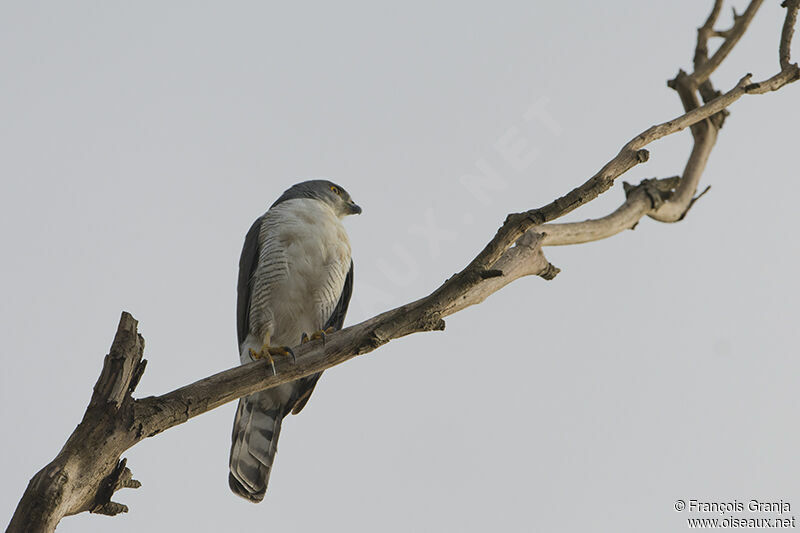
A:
[7,1,799,531]
[7,314,145,532]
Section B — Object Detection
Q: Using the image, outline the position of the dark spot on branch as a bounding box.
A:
[366,331,389,350]
[623,181,634,197]
[524,211,545,226]
[91,502,129,516]
[538,263,561,280]
[129,359,147,394]
[91,458,138,516]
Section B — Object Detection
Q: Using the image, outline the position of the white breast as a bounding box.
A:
[250,198,352,348]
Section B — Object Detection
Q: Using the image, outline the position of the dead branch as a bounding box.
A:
[538,0,799,243]
[7,2,798,531]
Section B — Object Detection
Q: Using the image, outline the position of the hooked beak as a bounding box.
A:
[348,202,362,215]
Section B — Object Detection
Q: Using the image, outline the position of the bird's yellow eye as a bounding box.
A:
[330,185,340,195]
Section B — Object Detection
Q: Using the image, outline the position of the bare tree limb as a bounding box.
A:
[694,0,764,84]
[781,0,800,68]
[7,2,799,531]
[7,313,146,532]
[695,0,725,69]
[536,0,799,243]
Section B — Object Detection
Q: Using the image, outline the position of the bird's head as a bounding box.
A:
[272,179,362,218]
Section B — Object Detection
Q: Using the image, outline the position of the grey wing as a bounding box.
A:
[231,215,274,502]
[237,216,262,349]
[290,260,354,415]
[324,260,354,331]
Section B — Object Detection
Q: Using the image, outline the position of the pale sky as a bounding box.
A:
[2,2,799,532]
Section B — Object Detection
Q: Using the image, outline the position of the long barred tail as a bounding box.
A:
[228,392,284,502]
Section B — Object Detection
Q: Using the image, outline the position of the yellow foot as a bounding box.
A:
[300,327,335,345]
[249,344,296,376]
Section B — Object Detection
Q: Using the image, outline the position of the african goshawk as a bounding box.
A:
[229,180,361,502]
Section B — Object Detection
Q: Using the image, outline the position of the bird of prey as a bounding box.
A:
[229,180,361,502]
